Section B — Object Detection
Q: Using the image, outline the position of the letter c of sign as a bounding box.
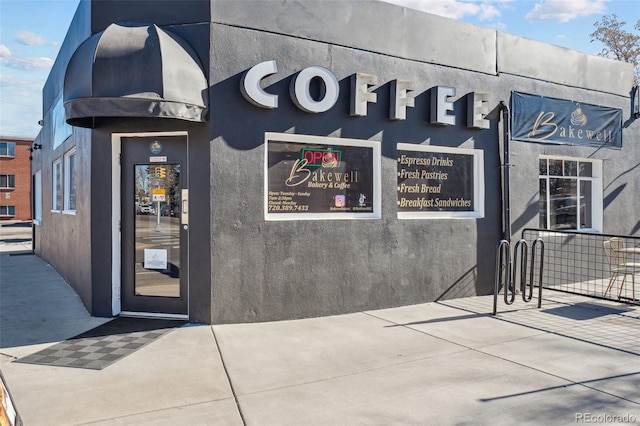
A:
[241,60,279,109]
[290,66,340,113]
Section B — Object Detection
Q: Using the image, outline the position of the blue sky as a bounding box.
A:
[1,0,638,138]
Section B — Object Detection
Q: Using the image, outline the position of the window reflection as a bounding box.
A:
[539,158,597,231]
[133,164,181,298]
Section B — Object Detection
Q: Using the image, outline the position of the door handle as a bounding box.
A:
[181,188,189,225]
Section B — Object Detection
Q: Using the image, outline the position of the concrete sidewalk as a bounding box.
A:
[0,221,33,253]
[1,251,639,425]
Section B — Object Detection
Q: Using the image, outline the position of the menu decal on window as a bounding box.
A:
[265,134,380,220]
[397,143,483,219]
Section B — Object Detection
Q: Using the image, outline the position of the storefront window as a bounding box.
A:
[34,171,42,225]
[64,148,77,211]
[539,157,601,231]
[53,159,63,211]
[396,143,484,219]
[265,133,381,220]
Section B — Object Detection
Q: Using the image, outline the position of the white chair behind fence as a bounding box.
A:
[602,237,639,303]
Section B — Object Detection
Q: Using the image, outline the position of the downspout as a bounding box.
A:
[499,100,511,243]
[28,144,35,253]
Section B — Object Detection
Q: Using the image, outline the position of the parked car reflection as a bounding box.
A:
[159,203,180,217]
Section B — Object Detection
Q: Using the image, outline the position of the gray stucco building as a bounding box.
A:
[32,0,638,324]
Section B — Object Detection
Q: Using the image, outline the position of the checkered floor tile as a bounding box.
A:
[15,318,185,370]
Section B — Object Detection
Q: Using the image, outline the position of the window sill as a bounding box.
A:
[536,229,602,237]
[51,210,76,216]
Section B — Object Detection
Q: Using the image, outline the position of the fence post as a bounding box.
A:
[531,238,544,308]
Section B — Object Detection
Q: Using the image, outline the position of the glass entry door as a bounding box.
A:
[121,136,188,315]
[134,163,181,297]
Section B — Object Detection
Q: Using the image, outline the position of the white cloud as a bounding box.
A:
[23,57,53,70]
[0,73,45,137]
[15,30,59,47]
[1,80,44,137]
[0,44,53,70]
[382,0,508,21]
[0,44,12,59]
[0,74,18,86]
[478,3,502,21]
[525,0,608,23]
[7,56,53,70]
[0,42,51,136]
[483,20,508,31]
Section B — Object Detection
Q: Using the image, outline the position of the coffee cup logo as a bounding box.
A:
[570,103,587,126]
[149,141,163,155]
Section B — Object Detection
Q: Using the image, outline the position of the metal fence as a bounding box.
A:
[521,229,639,305]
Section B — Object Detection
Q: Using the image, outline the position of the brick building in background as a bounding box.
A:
[0,136,33,221]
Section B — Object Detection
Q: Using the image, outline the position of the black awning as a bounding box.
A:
[63,22,208,128]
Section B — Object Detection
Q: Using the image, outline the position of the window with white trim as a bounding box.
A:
[264,133,382,221]
[34,171,42,225]
[53,158,63,211]
[0,142,16,157]
[396,143,484,219]
[539,157,602,231]
[0,174,16,189]
[0,206,15,216]
[64,148,77,211]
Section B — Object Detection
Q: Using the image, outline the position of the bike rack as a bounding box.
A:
[492,238,544,315]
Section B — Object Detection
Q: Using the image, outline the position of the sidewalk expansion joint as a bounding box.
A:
[73,399,225,425]
[210,326,247,426]
[363,310,640,407]
[0,352,18,360]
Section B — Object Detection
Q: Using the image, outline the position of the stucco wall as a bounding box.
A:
[207,24,504,323]
[210,0,632,96]
[34,0,638,323]
[32,122,93,313]
[210,0,497,75]
[34,1,94,314]
[86,118,212,322]
[501,74,639,237]
[205,1,638,323]
[35,0,213,318]
[497,32,632,96]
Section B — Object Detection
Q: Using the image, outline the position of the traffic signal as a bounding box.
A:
[154,166,166,178]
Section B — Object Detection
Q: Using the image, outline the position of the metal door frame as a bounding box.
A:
[111,131,189,319]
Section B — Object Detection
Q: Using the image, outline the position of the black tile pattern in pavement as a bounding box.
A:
[15,318,186,370]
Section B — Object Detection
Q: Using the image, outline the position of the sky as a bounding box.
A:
[0,0,639,139]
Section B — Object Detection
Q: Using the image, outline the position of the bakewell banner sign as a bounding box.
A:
[511,92,622,148]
